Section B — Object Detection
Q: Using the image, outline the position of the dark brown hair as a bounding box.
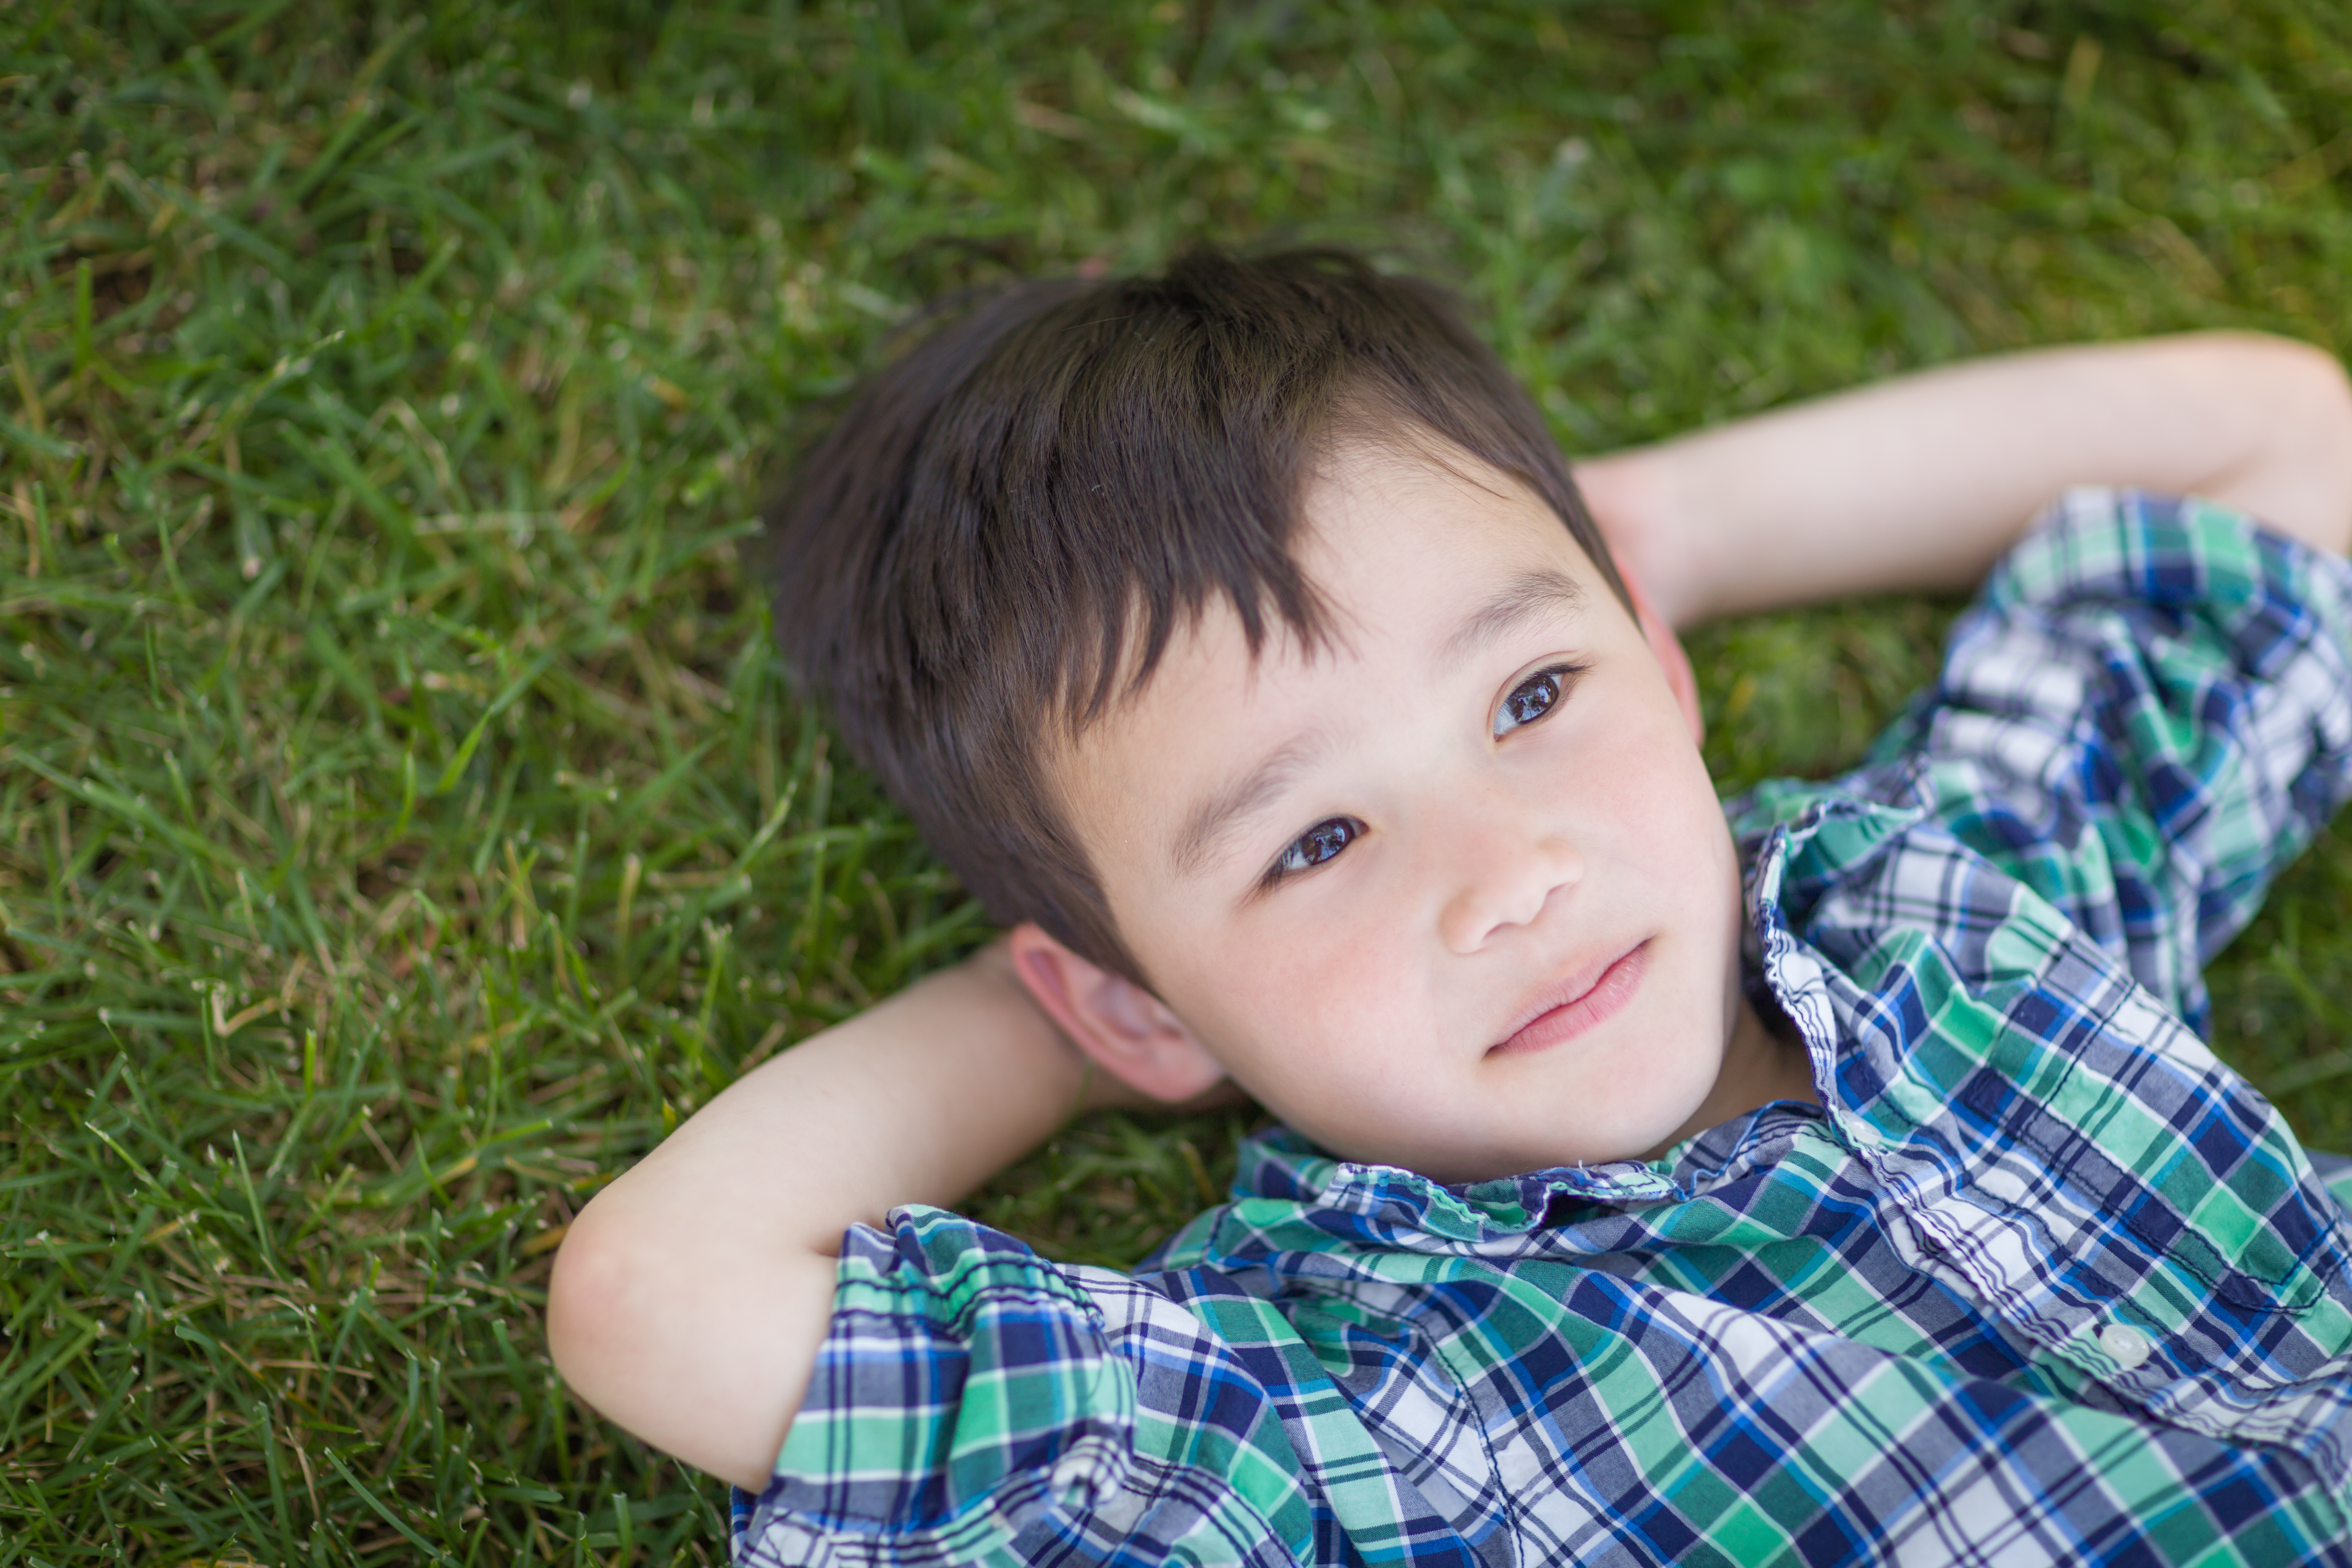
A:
[766,247,1627,984]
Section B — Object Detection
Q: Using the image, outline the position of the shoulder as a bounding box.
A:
[1728,487,2352,1031]
[1726,486,2352,852]
[742,1203,1327,1567]
[1979,486,2352,639]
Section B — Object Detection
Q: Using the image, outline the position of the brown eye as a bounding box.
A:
[1271,816,1362,880]
[1494,664,1582,738]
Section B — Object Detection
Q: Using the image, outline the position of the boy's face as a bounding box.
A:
[1055,443,1766,1183]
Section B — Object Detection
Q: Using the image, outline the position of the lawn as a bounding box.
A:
[9,0,2352,1560]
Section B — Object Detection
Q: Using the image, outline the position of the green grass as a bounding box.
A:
[9,0,2352,1559]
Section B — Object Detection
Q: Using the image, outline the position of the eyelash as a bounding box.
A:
[1264,815,1361,885]
[1493,662,1587,738]
[1261,662,1588,887]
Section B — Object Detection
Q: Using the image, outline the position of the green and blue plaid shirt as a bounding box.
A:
[738,491,2352,1566]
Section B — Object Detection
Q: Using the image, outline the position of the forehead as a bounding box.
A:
[1047,444,1613,835]
[1114,442,1592,703]
[1306,436,1555,552]
[1285,440,1599,645]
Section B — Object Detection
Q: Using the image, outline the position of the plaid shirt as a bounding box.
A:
[738,491,2352,1566]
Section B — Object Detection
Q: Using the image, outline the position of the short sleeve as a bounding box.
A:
[1858,488,2352,1032]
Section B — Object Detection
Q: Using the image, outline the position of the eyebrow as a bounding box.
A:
[1169,732,1325,880]
[1440,568,1586,669]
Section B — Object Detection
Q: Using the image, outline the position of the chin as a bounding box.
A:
[1570,1085,1716,1166]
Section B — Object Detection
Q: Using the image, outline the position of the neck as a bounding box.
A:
[1643,996,1818,1159]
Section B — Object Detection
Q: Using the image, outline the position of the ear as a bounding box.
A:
[1004,922,1229,1104]
[1619,565,1704,744]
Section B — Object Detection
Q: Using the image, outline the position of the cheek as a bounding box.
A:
[1154,904,1434,1100]
[1638,750,1746,969]
[1569,692,1719,852]
[1564,694,1743,968]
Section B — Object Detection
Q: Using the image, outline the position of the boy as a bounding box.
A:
[549,250,2352,1564]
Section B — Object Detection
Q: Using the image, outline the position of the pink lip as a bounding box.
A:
[1488,942,1649,1058]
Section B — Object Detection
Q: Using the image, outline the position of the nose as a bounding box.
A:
[1435,795,1584,955]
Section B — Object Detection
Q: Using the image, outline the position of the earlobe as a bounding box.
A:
[1004,923,1229,1103]
[1620,566,1704,744]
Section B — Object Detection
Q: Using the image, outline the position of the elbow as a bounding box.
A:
[2253,330,2352,444]
[544,1198,617,1407]
[545,1187,665,1420]
[2192,331,2352,555]
[2270,338,2352,555]
[543,1170,824,1492]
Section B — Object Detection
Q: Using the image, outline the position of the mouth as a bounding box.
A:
[1487,940,1650,1058]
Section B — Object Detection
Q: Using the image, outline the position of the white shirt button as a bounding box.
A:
[2099,1322,2153,1371]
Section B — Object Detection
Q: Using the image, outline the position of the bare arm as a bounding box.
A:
[547,942,1098,1493]
[1575,332,2352,628]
